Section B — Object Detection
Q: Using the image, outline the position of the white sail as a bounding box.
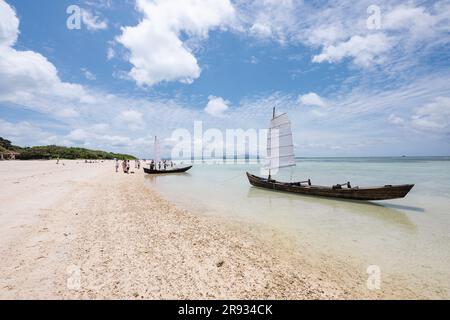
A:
[266,113,295,170]
[154,136,161,163]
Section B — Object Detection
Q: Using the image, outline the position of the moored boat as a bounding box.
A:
[143,136,193,175]
[246,172,414,201]
[246,108,414,201]
[144,166,192,174]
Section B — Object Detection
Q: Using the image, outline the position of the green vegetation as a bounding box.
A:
[0,137,22,152]
[0,137,136,160]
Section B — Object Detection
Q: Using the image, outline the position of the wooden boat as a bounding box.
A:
[246,108,414,201]
[144,165,192,175]
[246,172,414,201]
[143,136,193,175]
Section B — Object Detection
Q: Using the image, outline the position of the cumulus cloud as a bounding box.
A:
[0,1,98,118]
[298,92,327,107]
[204,96,230,116]
[117,0,235,87]
[0,1,18,47]
[312,33,391,67]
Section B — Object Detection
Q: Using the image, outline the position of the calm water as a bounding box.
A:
[144,157,450,297]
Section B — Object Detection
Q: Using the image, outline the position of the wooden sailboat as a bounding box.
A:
[246,108,414,201]
[143,136,192,175]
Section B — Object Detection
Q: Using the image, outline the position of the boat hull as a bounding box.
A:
[143,166,192,175]
[246,172,414,201]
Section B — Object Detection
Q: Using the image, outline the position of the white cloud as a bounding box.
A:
[384,5,437,34]
[116,110,144,130]
[240,0,297,44]
[299,92,327,108]
[116,0,235,86]
[307,24,346,47]
[205,96,230,116]
[66,128,139,148]
[91,123,110,133]
[0,119,57,146]
[81,68,96,81]
[81,9,108,31]
[388,114,405,126]
[412,97,450,133]
[236,1,450,69]
[0,1,99,119]
[106,47,115,60]
[249,23,272,39]
[0,1,18,48]
[312,33,391,67]
[55,108,80,118]
[85,0,112,9]
[250,56,259,64]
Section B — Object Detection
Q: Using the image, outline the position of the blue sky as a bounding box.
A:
[1,0,450,158]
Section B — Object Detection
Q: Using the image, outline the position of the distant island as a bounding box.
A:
[0,137,136,160]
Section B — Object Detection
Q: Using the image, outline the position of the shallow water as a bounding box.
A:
[144,157,450,297]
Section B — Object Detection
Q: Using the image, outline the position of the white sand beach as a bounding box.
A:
[0,160,422,299]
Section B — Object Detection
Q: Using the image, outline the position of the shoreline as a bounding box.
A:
[0,160,422,299]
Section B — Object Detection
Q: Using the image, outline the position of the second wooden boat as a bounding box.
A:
[144,166,192,174]
[143,136,193,175]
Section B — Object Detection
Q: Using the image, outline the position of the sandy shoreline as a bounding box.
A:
[0,160,416,299]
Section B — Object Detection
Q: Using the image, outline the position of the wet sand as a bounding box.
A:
[0,160,415,299]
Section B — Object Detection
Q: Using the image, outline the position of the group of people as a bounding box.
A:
[114,158,177,173]
[115,159,141,174]
[149,160,175,171]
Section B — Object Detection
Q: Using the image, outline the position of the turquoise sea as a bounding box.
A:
[144,157,450,297]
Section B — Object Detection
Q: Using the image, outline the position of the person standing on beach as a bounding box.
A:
[126,160,130,173]
[115,159,119,172]
[122,160,127,173]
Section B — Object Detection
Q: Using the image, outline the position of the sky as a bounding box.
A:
[0,0,450,158]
